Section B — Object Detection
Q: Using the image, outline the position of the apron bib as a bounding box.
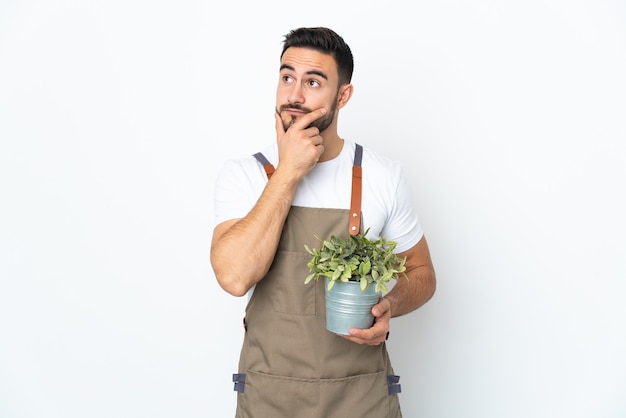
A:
[233,145,402,418]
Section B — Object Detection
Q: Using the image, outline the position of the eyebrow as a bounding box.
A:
[280,64,328,80]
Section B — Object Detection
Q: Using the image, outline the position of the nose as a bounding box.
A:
[287,83,304,105]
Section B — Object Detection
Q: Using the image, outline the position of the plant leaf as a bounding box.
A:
[304,273,316,284]
[359,260,371,276]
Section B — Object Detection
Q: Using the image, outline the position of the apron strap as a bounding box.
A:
[252,143,363,236]
[253,152,275,179]
[349,144,363,235]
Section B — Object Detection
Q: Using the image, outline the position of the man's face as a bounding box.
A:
[276,47,341,132]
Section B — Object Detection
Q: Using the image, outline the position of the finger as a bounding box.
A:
[288,107,327,131]
[348,328,378,341]
[340,332,383,346]
[372,297,391,317]
[339,334,369,345]
[274,111,286,137]
[303,127,322,144]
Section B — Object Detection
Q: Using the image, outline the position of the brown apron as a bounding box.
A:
[232,145,402,418]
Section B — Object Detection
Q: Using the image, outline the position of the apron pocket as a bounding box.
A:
[267,250,316,315]
[238,370,396,418]
[318,371,392,418]
[238,370,319,418]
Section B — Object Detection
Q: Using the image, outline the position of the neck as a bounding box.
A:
[318,116,344,162]
[318,132,344,162]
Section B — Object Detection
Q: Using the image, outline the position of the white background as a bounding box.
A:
[1,1,625,417]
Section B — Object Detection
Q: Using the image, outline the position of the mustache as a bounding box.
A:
[278,104,313,113]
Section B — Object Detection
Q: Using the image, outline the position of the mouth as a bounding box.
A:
[280,106,309,117]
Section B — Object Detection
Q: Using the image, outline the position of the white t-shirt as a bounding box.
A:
[213,139,423,254]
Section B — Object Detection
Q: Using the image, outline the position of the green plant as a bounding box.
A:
[304,228,407,293]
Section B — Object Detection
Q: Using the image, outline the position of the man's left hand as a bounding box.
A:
[340,297,391,345]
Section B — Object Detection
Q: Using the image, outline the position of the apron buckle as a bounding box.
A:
[233,373,246,393]
[387,374,401,394]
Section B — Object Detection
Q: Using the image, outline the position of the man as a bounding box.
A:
[211,27,436,418]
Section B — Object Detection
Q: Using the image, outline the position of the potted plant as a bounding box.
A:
[304,228,407,335]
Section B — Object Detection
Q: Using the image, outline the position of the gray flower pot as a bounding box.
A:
[324,277,382,335]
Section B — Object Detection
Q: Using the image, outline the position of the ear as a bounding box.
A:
[336,83,354,110]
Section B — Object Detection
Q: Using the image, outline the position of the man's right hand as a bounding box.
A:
[274,108,327,180]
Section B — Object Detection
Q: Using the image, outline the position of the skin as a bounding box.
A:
[210,46,436,346]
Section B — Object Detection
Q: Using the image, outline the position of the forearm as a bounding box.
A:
[211,171,298,296]
[383,237,436,317]
[384,265,436,317]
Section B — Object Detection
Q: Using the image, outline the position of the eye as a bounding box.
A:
[308,79,321,88]
[282,75,294,84]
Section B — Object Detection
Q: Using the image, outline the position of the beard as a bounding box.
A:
[277,95,338,133]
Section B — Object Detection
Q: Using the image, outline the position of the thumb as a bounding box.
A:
[373,297,390,317]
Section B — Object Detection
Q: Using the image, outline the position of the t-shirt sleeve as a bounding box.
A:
[380,166,424,254]
[213,157,266,227]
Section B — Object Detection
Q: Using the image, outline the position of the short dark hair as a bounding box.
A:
[281,27,354,86]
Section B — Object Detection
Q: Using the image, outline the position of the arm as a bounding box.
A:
[382,235,436,317]
[210,174,296,297]
[210,109,327,297]
[342,235,436,345]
